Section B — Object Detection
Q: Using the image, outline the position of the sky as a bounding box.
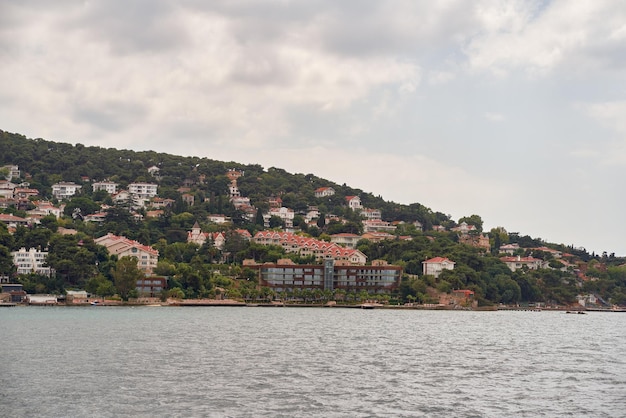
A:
[1,0,626,256]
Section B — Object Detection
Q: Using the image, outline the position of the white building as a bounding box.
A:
[92,181,119,194]
[51,182,82,200]
[12,247,53,276]
[361,208,382,221]
[94,233,159,273]
[314,187,335,198]
[422,257,455,278]
[266,207,295,228]
[2,165,20,180]
[128,183,158,199]
[330,233,362,249]
[500,256,545,272]
[345,196,363,211]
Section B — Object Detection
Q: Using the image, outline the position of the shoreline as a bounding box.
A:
[10,300,625,312]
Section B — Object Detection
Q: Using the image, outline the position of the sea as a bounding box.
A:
[1,306,625,417]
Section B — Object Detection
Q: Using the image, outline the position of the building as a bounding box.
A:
[314,187,335,198]
[28,201,63,219]
[345,196,363,211]
[51,182,82,200]
[187,222,226,249]
[363,219,396,233]
[208,214,230,224]
[1,283,27,303]
[136,277,167,297]
[253,231,367,265]
[250,259,402,294]
[94,233,159,273]
[0,213,30,227]
[330,233,362,249]
[182,193,195,206]
[92,181,118,194]
[451,222,477,234]
[266,207,295,228]
[13,188,39,199]
[361,208,382,221]
[361,232,395,242]
[128,183,158,199]
[422,257,455,278]
[2,165,20,180]
[500,255,545,272]
[499,243,520,255]
[11,248,53,276]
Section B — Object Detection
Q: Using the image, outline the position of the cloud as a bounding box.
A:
[484,112,505,122]
[2,1,626,255]
[467,1,626,77]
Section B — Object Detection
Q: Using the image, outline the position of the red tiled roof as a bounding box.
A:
[423,257,454,264]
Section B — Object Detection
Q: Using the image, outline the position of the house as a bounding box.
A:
[499,243,520,255]
[187,222,226,249]
[266,207,295,228]
[51,182,82,200]
[92,181,118,194]
[128,182,158,199]
[361,232,395,242]
[422,257,455,278]
[0,197,17,209]
[253,231,367,265]
[112,190,131,205]
[0,180,17,199]
[208,214,230,224]
[330,233,362,249]
[345,196,363,211]
[0,213,30,227]
[1,283,27,303]
[28,201,63,218]
[11,248,53,277]
[94,233,159,273]
[314,187,335,198]
[231,196,251,208]
[2,165,20,180]
[451,222,477,234]
[13,188,39,199]
[531,246,563,259]
[361,208,382,221]
[363,219,396,233]
[147,166,160,177]
[84,212,107,222]
[182,193,195,206]
[500,255,545,272]
[268,196,282,208]
[145,210,164,218]
[150,197,175,209]
[235,229,252,241]
[66,290,89,304]
[136,277,167,297]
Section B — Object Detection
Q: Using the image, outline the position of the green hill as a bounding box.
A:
[1,129,626,307]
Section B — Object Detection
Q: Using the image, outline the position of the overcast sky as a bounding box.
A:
[1,0,625,255]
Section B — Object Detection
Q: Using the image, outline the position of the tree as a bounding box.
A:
[0,244,16,278]
[458,215,483,232]
[269,215,284,229]
[112,256,144,300]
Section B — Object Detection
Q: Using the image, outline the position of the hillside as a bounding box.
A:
[1,129,626,307]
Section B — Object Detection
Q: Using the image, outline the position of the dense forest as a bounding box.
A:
[2,129,626,306]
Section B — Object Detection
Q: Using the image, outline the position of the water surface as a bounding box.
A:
[1,307,625,417]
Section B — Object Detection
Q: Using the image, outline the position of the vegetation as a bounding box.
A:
[1,129,625,307]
